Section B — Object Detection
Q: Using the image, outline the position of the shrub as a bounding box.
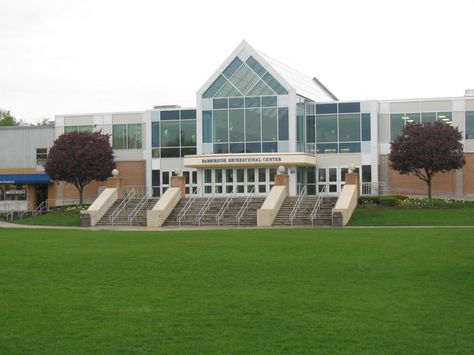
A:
[379,196,401,207]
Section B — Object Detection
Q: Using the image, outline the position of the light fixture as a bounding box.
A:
[402,116,409,120]
[439,115,446,118]
[407,119,414,123]
[442,118,450,121]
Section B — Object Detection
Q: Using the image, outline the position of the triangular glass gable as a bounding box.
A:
[247,79,275,96]
[202,55,288,98]
[215,81,242,97]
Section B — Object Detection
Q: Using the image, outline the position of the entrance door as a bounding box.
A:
[35,185,48,209]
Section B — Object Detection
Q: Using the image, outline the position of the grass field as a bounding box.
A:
[350,207,474,226]
[1,227,473,354]
[10,208,81,226]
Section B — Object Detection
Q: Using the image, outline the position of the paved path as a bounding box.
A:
[1,220,474,232]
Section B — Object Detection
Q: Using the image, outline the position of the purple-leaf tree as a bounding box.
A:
[44,131,116,205]
[389,121,465,201]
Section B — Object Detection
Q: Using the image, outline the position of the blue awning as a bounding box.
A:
[0,174,52,184]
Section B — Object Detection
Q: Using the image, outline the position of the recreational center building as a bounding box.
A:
[1,40,474,212]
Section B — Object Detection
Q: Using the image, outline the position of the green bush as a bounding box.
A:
[379,196,401,207]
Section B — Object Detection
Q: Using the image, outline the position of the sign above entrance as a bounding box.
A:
[183,153,316,168]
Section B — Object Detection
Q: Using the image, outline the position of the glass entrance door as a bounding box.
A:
[203,167,276,196]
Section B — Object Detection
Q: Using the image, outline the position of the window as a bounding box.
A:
[361,113,371,141]
[316,115,337,142]
[112,124,142,149]
[466,112,474,139]
[339,114,360,142]
[64,125,92,133]
[36,148,47,165]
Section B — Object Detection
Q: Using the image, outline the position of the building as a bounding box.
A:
[1,40,474,211]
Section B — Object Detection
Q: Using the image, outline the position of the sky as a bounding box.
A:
[1,0,473,124]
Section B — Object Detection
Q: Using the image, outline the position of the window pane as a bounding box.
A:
[278,107,289,140]
[245,97,260,108]
[112,124,127,149]
[203,110,212,143]
[237,169,244,182]
[161,121,180,147]
[152,122,160,147]
[226,169,233,183]
[316,115,337,142]
[329,168,337,181]
[422,112,436,123]
[246,142,261,153]
[229,97,244,108]
[262,72,288,94]
[390,114,405,141]
[339,142,361,153]
[245,108,261,141]
[247,169,255,183]
[127,124,142,149]
[262,142,277,152]
[262,108,277,141]
[181,120,196,146]
[215,82,242,97]
[361,113,371,141]
[213,110,228,143]
[316,103,337,114]
[215,169,223,183]
[181,147,196,157]
[246,56,267,77]
[203,75,226,98]
[317,143,338,154]
[338,102,360,113]
[181,110,196,120]
[306,115,315,143]
[318,168,326,182]
[204,170,212,183]
[213,98,228,109]
[223,56,243,78]
[466,111,474,139]
[247,80,275,96]
[229,109,244,142]
[161,110,180,120]
[213,143,228,154]
[160,148,180,158]
[230,64,260,95]
[261,96,277,107]
[79,125,92,132]
[64,126,78,133]
[362,165,372,183]
[230,143,245,153]
[339,114,360,142]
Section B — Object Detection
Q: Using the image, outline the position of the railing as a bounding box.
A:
[128,191,151,225]
[310,185,327,227]
[216,190,235,226]
[3,210,14,221]
[110,188,136,225]
[289,185,307,227]
[196,192,215,226]
[33,200,49,217]
[361,182,388,196]
[236,186,255,227]
[177,188,199,226]
[124,186,147,198]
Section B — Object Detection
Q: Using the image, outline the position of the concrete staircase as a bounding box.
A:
[163,197,265,227]
[273,196,337,227]
[96,198,159,226]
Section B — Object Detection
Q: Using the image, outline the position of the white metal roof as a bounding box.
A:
[257,50,337,102]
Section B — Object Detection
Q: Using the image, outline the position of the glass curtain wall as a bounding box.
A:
[201,56,289,154]
[390,111,453,141]
[151,110,197,158]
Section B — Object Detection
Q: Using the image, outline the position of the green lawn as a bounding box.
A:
[11,208,81,226]
[350,207,474,226]
[0,228,473,354]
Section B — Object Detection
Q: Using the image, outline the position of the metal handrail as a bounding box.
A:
[215,190,235,226]
[196,192,215,226]
[310,185,327,227]
[128,191,151,225]
[177,188,199,226]
[289,185,307,227]
[33,200,49,217]
[236,186,255,227]
[110,188,136,225]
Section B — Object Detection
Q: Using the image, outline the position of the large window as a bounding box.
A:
[466,111,474,139]
[112,124,142,149]
[390,111,453,141]
[64,125,93,133]
[151,110,197,158]
[202,55,289,154]
[36,148,47,165]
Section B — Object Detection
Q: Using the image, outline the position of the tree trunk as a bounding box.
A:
[427,176,432,203]
[79,187,84,206]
